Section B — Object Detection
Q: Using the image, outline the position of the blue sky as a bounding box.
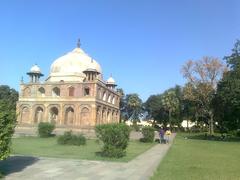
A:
[0,0,239,101]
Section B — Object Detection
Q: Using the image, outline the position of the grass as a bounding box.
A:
[151,133,240,180]
[11,136,156,162]
[0,172,3,179]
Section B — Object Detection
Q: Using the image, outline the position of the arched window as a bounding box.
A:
[69,87,75,97]
[84,87,90,96]
[38,87,45,97]
[52,87,60,97]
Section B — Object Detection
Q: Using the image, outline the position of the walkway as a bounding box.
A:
[1,134,176,180]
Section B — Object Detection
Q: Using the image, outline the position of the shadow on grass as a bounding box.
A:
[0,156,38,176]
[182,133,240,142]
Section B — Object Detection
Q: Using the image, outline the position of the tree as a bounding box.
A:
[0,85,18,160]
[181,57,226,135]
[214,40,240,133]
[161,89,180,129]
[144,86,183,128]
[144,94,168,126]
[125,94,142,122]
[116,88,127,122]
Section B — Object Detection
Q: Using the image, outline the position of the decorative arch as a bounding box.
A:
[112,110,115,122]
[52,87,60,97]
[80,107,90,127]
[112,96,115,104]
[64,107,74,125]
[97,88,102,99]
[49,106,59,124]
[107,94,111,103]
[38,87,45,97]
[21,106,30,123]
[96,106,102,125]
[83,86,90,96]
[34,106,44,123]
[23,87,31,97]
[68,86,75,97]
[103,91,107,101]
[107,110,111,123]
[102,107,106,123]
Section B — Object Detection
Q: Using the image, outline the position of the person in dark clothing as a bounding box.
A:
[159,128,165,144]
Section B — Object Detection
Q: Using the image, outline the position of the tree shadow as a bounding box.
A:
[0,156,39,175]
[184,133,240,142]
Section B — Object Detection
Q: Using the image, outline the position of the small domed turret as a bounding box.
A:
[27,64,43,83]
[106,75,117,89]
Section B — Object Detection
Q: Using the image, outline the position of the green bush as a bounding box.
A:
[95,123,130,158]
[38,122,55,138]
[57,131,86,146]
[132,123,140,132]
[0,100,16,160]
[140,126,155,143]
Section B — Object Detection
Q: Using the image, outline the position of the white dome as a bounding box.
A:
[47,47,102,82]
[30,64,41,73]
[107,76,116,84]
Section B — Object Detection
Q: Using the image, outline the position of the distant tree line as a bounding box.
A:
[119,40,240,137]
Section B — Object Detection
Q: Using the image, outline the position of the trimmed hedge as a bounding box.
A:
[140,126,155,143]
[57,131,86,146]
[95,123,130,158]
[38,122,55,138]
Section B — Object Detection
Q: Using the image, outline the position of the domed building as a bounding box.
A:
[17,41,120,130]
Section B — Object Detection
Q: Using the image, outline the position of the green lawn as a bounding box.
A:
[151,133,240,180]
[11,137,156,162]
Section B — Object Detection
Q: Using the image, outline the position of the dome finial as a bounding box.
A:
[77,38,81,48]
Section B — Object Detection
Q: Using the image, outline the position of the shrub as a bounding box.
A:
[57,131,86,146]
[38,122,55,138]
[0,172,3,178]
[0,100,16,160]
[236,129,240,137]
[132,123,140,132]
[140,126,155,143]
[95,123,130,158]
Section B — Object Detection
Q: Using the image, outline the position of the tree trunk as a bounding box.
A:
[169,109,172,130]
[209,111,214,135]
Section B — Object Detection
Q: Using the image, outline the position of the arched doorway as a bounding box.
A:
[80,107,90,127]
[49,107,58,124]
[102,108,106,123]
[96,107,101,125]
[107,111,111,123]
[64,107,74,125]
[21,107,30,123]
[112,111,115,122]
[34,107,44,123]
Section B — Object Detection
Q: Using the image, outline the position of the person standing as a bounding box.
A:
[165,129,171,144]
[159,127,165,144]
